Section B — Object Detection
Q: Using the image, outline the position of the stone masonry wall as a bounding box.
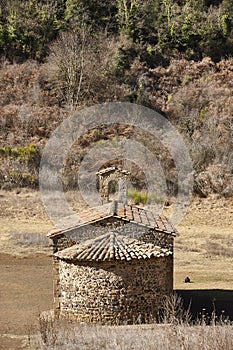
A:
[52,234,76,313]
[51,218,174,320]
[57,255,173,324]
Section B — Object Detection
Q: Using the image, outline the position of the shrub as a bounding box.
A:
[127,188,165,205]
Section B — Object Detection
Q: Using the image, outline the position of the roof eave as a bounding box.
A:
[47,214,113,239]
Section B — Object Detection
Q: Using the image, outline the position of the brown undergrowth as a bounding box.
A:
[0,57,233,196]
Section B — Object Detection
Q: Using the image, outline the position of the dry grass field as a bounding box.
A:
[0,189,232,349]
[31,321,233,350]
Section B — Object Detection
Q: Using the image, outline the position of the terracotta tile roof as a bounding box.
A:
[48,201,177,238]
[113,202,176,234]
[54,231,172,262]
[48,204,111,237]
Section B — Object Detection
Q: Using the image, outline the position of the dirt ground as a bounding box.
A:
[0,254,53,350]
[0,189,232,349]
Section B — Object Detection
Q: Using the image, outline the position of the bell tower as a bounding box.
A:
[96,167,130,203]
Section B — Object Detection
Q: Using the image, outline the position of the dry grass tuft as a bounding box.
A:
[30,310,233,350]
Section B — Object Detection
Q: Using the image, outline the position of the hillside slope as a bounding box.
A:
[0,57,232,197]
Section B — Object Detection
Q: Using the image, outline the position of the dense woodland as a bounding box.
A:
[1,0,233,62]
[0,0,232,197]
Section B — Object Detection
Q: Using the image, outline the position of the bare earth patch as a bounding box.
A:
[0,189,232,349]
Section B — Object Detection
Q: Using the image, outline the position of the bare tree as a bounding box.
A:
[45,27,93,109]
[45,28,124,110]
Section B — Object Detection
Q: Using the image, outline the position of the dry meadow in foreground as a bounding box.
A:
[30,317,233,350]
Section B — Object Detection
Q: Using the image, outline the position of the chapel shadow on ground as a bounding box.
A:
[175,289,233,322]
